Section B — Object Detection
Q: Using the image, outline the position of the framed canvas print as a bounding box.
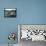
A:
[4,8,17,17]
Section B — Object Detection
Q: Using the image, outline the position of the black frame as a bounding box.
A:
[4,8,17,17]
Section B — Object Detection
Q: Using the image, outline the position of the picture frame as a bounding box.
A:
[4,8,17,17]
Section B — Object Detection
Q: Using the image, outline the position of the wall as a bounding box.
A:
[0,0,46,44]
